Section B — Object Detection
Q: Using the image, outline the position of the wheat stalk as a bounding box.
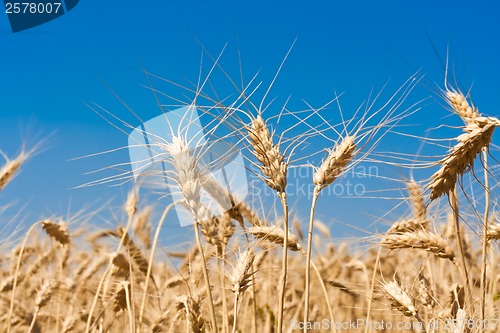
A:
[247,114,290,333]
[163,135,218,333]
[229,249,255,333]
[303,135,356,332]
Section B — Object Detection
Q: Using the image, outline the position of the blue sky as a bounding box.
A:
[1,1,499,242]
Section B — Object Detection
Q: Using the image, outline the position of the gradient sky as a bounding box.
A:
[1,1,499,243]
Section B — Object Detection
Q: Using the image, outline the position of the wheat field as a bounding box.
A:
[1,55,500,333]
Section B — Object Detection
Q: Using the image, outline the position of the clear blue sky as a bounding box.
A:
[1,1,499,241]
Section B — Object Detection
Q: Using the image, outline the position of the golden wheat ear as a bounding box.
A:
[247,114,288,193]
[382,280,418,318]
[41,219,70,245]
[0,151,27,192]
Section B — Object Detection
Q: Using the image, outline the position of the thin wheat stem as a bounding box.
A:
[28,308,39,333]
[480,149,490,323]
[124,282,135,333]
[195,221,219,333]
[277,192,289,333]
[450,187,473,311]
[232,294,239,333]
[138,202,178,329]
[304,187,320,332]
[364,246,382,333]
[220,248,229,333]
[309,261,336,332]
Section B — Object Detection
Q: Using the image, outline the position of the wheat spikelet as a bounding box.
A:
[387,218,429,234]
[34,279,56,310]
[117,227,149,277]
[325,280,356,296]
[165,136,229,249]
[112,252,131,278]
[445,89,480,123]
[314,220,331,238]
[23,247,57,283]
[197,216,221,247]
[292,218,304,241]
[381,230,455,261]
[132,207,152,249]
[152,309,171,333]
[0,152,26,191]
[229,249,255,297]
[61,314,76,333]
[164,136,212,222]
[382,280,418,317]
[233,202,265,227]
[248,115,287,193]
[164,275,185,289]
[417,273,435,309]
[313,136,356,190]
[124,190,138,219]
[218,212,234,248]
[447,284,465,318]
[176,294,205,333]
[248,226,302,251]
[41,219,70,245]
[447,308,468,333]
[428,118,499,200]
[407,180,426,220]
[112,281,130,313]
[486,221,500,240]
